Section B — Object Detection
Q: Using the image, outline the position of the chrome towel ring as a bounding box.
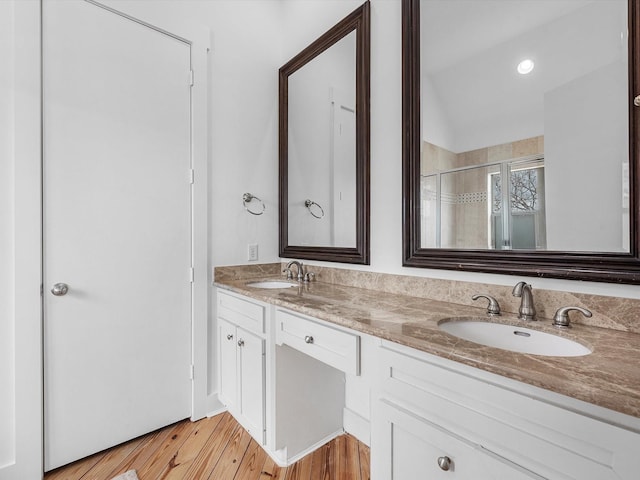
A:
[243,193,265,215]
[304,199,324,219]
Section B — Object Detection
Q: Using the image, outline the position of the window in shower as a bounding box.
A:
[420,156,546,250]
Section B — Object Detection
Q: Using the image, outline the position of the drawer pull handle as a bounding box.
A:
[226,334,234,341]
[238,339,245,347]
[304,335,314,344]
[437,456,451,471]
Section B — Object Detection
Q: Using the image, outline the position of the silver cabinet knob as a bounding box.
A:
[437,456,452,471]
[51,283,69,296]
[237,339,245,347]
[226,334,233,341]
[304,335,314,344]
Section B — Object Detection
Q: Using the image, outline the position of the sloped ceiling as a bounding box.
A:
[421,0,627,152]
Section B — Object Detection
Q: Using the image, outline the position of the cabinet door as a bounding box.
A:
[372,399,542,480]
[237,327,265,443]
[218,318,237,408]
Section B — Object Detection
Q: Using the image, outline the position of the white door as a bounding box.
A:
[43,0,192,470]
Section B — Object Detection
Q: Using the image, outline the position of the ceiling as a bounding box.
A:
[420,0,627,152]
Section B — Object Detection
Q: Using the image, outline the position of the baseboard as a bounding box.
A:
[204,393,226,418]
[343,407,370,446]
[265,428,344,467]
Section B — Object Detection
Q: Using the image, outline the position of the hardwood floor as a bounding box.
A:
[44,412,371,480]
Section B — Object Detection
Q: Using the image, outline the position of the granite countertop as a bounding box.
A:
[215,277,640,420]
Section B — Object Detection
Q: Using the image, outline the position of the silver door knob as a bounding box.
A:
[304,335,314,344]
[51,283,69,296]
[437,456,452,471]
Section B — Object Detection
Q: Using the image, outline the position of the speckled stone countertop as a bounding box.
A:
[215,277,640,420]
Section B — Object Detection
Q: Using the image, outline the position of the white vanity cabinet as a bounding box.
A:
[215,287,640,478]
[217,290,266,444]
[371,340,640,480]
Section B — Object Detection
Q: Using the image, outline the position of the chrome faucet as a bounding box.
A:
[512,281,536,321]
[284,260,304,282]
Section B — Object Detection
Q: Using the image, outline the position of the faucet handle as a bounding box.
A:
[552,306,592,328]
[282,268,293,280]
[512,281,530,297]
[472,294,501,316]
[303,272,316,283]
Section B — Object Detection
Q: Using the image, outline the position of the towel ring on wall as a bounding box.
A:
[304,199,325,219]
[243,193,265,216]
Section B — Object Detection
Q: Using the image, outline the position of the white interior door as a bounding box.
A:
[43,0,192,470]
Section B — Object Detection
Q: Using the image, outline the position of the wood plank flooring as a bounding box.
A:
[44,412,370,480]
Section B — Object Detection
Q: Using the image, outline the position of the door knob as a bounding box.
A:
[51,283,69,296]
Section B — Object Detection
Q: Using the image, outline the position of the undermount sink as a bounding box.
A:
[246,280,297,289]
[438,318,592,357]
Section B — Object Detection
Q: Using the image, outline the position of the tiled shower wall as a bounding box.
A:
[421,136,544,249]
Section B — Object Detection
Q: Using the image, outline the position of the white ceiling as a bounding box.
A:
[420,0,628,152]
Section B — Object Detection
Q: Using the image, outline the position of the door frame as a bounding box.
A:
[2,2,43,479]
[7,1,210,478]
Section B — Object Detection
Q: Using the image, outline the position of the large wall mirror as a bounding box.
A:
[279,2,370,264]
[403,0,640,283]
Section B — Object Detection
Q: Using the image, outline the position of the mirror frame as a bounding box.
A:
[402,0,640,284]
[279,2,370,265]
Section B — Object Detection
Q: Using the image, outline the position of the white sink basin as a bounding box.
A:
[439,319,591,357]
[246,280,297,289]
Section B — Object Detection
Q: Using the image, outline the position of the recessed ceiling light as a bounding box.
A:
[517,59,535,75]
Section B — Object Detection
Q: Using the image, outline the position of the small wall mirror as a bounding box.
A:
[403,0,640,282]
[279,2,370,264]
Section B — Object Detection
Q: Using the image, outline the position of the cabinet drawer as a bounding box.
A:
[217,290,265,335]
[372,398,541,480]
[276,309,360,375]
[378,343,640,479]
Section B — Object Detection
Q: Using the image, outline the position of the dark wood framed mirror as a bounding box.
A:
[279,2,370,264]
[402,0,640,283]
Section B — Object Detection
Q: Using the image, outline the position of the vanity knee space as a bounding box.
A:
[216,288,372,465]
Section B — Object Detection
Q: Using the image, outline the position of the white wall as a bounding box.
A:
[0,0,16,469]
[545,60,627,252]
